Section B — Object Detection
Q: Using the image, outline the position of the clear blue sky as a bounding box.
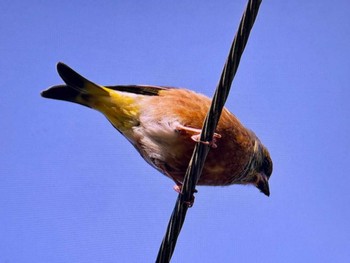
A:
[1,0,349,262]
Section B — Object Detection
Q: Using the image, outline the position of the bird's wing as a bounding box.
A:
[105,85,176,96]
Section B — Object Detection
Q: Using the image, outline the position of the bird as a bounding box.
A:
[41,62,273,197]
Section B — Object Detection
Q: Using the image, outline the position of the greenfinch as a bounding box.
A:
[41,62,272,196]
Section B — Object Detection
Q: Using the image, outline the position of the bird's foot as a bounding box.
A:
[190,133,221,148]
[175,124,221,148]
[173,184,182,193]
[173,184,198,208]
[173,184,198,194]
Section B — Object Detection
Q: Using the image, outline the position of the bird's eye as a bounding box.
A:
[262,156,272,178]
[263,158,269,167]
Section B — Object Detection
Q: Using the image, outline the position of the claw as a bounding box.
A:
[173,184,198,207]
[184,196,195,208]
[190,133,221,148]
[175,124,221,148]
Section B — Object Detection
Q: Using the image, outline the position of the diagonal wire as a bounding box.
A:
[156,0,262,262]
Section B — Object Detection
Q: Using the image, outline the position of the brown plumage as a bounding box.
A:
[41,62,273,196]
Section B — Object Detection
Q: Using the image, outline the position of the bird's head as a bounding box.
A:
[250,143,273,196]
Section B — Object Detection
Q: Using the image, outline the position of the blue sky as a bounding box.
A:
[1,0,349,262]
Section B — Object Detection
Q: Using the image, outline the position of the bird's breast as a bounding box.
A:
[128,88,255,186]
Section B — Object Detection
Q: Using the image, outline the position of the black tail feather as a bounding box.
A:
[41,85,90,108]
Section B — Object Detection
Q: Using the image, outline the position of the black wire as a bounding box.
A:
[156,1,262,262]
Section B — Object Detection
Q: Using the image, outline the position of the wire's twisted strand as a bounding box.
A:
[156,1,262,262]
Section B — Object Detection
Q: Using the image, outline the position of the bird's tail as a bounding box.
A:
[41,62,140,132]
[41,62,109,108]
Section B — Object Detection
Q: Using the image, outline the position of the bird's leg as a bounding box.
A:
[175,124,221,148]
[156,162,187,194]
[156,159,198,207]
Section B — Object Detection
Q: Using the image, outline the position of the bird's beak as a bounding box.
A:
[256,173,270,197]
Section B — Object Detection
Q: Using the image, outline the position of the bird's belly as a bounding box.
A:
[166,147,245,186]
[134,130,247,186]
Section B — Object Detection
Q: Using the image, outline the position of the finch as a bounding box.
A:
[41,62,272,196]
